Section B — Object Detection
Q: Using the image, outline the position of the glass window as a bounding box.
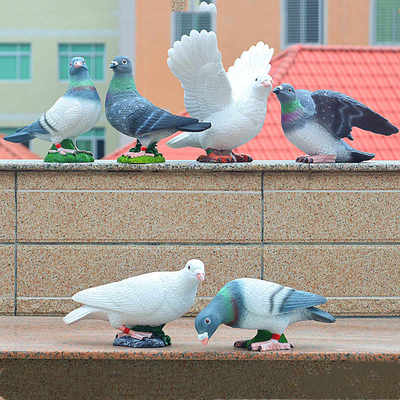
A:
[58,44,105,81]
[76,127,105,159]
[0,44,31,80]
[284,0,324,47]
[374,0,400,44]
[171,0,216,43]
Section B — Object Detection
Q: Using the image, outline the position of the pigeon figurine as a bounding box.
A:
[166,21,274,163]
[273,83,399,163]
[105,56,211,163]
[4,57,101,163]
[64,259,205,348]
[195,278,335,352]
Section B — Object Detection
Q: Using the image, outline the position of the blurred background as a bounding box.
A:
[0,0,399,160]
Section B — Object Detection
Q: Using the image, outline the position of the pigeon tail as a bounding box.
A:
[63,305,95,324]
[346,150,375,163]
[3,121,46,143]
[178,122,211,132]
[306,306,336,323]
[167,132,202,148]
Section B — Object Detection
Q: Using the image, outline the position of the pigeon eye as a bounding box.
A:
[255,78,258,82]
[122,59,127,64]
[188,265,191,270]
[205,318,211,325]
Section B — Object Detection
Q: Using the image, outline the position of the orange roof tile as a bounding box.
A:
[0,134,40,160]
[104,45,400,161]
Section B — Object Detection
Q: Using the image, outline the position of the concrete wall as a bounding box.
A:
[0,161,398,317]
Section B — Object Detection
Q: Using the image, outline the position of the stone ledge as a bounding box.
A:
[0,159,400,172]
[1,317,399,399]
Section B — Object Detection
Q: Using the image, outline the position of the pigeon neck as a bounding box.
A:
[109,73,137,93]
[281,99,302,114]
[216,286,239,326]
[69,70,94,89]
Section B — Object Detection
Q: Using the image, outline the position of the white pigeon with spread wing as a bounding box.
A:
[167,23,274,163]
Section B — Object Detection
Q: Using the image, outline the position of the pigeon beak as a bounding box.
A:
[74,61,83,68]
[198,332,209,345]
[273,86,281,94]
[262,78,273,88]
[109,61,118,69]
[196,272,205,282]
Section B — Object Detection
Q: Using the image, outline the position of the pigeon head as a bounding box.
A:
[251,74,273,98]
[110,56,133,74]
[273,83,297,104]
[69,57,89,77]
[183,259,205,282]
[195,301,223,345]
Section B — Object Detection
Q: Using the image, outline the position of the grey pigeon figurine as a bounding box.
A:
[273,83,398,163]
[4,57,101,163]
[64,259,205,348]
[195,278,335,351]
[105,56,211,163]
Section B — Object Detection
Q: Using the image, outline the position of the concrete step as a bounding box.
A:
[0,317,399,399]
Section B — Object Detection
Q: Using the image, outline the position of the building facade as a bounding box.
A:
[0,0,134,158]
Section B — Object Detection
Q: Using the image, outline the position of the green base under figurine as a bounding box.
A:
[44,139,94,163]
[117,154,165,164]
[235,330,288,350]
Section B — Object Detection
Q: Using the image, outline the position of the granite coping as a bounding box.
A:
[1,316,399,362]
[0,159,400,172]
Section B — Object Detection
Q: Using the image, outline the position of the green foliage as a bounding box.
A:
[44,139,94,163]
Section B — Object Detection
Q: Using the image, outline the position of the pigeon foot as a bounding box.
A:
[296,154,336,163]
[113,324,171,348]
[250,339,293,352]
[197,149,252,163]
[234,330,289,349]
[44,139,94,163]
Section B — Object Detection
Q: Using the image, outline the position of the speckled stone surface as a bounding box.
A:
[17,191,261,243]
[0,317,399,399]
[0,246,15,314]
[0,172,15,243]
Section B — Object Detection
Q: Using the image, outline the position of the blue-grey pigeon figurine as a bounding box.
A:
[195,278,335,351]
[4,57,101,163]
[273,83,398,163]
[105,56,211,163]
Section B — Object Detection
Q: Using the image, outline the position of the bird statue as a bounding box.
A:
[105,56,211,163]
[273,83,399,163]
[195,278,335,351]
[64,259,205,348]
[166,19,274,163]
[4,57,101,163]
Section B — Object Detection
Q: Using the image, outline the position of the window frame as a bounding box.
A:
[58,43,105,82]
[281,0,326,49]
[171,0,216,45]
[0,43,32,82]
[76,127,105,159]
[370,0,400,45]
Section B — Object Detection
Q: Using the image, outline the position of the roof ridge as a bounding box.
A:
[294,44,400,52]
[271,45,301,83]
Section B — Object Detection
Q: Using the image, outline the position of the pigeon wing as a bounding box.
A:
[311,90,398,140]
[226,42,274,101]
[72,272,166,315]
[167,29,233,120]
[41,95,83,134]
[239,278,326,317]
[123,98,202,138]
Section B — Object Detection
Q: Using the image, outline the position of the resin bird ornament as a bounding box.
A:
[4,57,101,163]
[273,83,399,163]
[64,259,205,348]
[167,24,274,163]
[195,278,335,351]
[105,56,211,163]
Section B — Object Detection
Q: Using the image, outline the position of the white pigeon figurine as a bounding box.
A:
[167,20,274,163]
[64,259,205,348]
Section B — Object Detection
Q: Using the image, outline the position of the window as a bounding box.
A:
[373,0,400,44]
[58,44,105,81]
[0,44,31,80]
[283,0,324,47]
[76,128,105,159]
[172,0,216,44]
[0,127,30,148]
